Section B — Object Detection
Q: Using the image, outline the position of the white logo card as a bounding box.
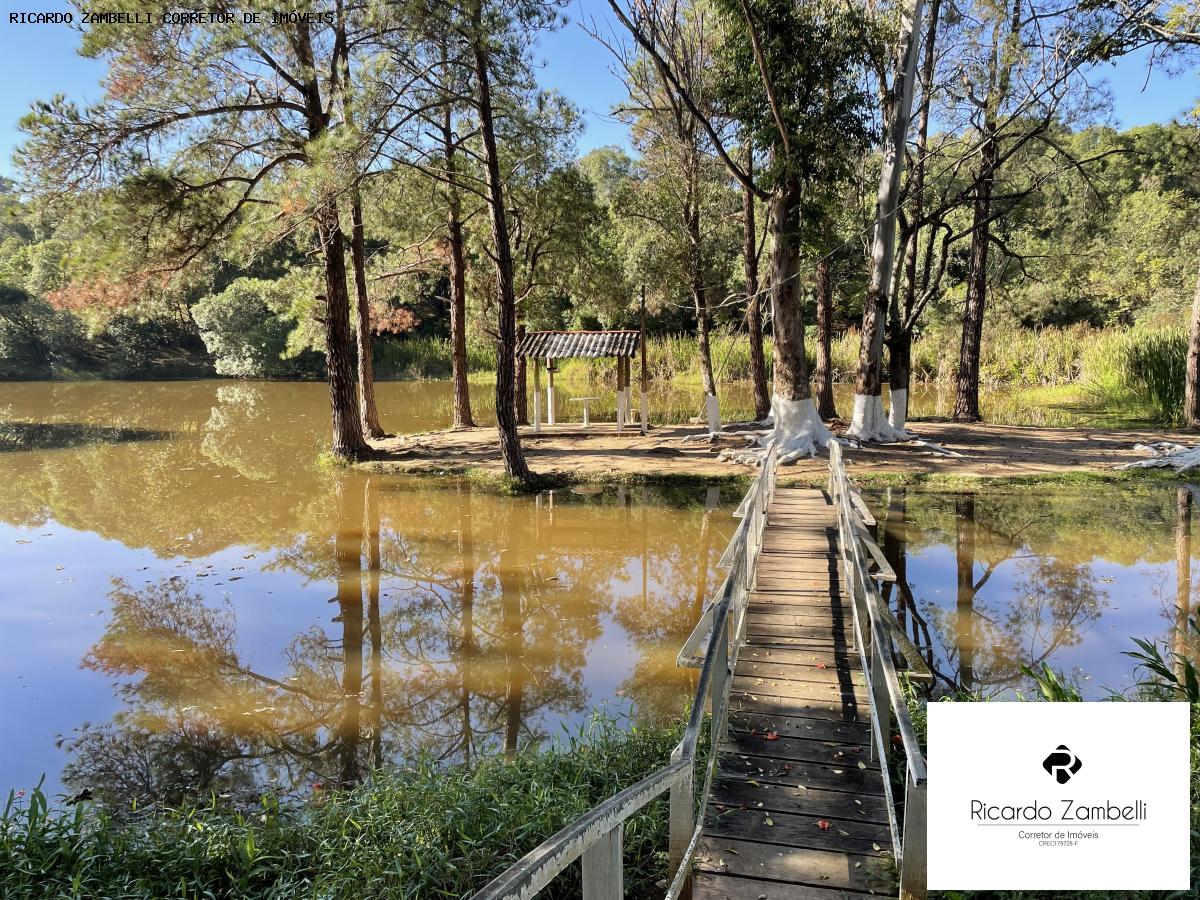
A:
[927,701,1191,891]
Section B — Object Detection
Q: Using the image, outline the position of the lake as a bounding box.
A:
[0,380,1192,808]
[0,381,735,805]
[866,483,1198,699]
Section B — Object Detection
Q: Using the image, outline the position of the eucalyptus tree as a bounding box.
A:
[374,20,480,428]
[16,2,385,459]
[847,0,927,443]
[608,0,872,459]
[944,0,1120,420]
[741,147,770,420]
[598,0,738,409]
[888,0,943,430]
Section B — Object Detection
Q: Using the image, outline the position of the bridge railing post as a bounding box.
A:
[870,639,891,764]
[581,824,623,900]
[900,772,928,899]
[668,745,694,900]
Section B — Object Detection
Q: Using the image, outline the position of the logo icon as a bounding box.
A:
[1043,745,1083,784]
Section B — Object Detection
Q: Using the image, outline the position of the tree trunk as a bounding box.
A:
[695,282,717,398]
[317,204,371,460]
[364,477,383,769]
[762,179,829,461]
[953,137,997,422]
[687,191,717,400]
[442,104,475,428]
[849,0,926,442]
[456,481,477,766]
[349,189,384,439]
[1185,257,1200,427]
[1174,487,1193,678]
[334,478,365,787]
[297,23,367,461]
[890,0,941,431]
[470,11,532,484]
[742,150,769,420]
[815,255,838,420]
[954,0,1021,423]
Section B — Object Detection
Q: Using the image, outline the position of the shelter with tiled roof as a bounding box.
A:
[516,329,647,432]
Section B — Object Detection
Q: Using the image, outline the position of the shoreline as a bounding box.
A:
[357,419,1199,490]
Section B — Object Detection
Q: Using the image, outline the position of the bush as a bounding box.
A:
[0,715,688,899]
[193,279,323,379]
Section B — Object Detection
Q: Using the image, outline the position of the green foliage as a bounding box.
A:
[192,279,323,379]
[1018,662,1084,702]
[1122,330,1189,424]
[0,715,688,900]
[1124,615,1200,702]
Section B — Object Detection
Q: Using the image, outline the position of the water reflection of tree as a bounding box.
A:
[71,478,722,804]
[613,487,727,723]
[879,488,1109,695]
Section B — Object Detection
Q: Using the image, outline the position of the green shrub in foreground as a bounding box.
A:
[0,715,687,900]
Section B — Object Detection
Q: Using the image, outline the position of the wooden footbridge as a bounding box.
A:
[474,441,928,900]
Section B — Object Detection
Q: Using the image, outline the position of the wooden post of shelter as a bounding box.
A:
[546,357,556,426]
[532,358,542,433]
[639,287,649,434]
[616,354,626,430]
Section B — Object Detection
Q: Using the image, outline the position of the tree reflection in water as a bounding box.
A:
[57,470,728,807]
[876,486,1114,697]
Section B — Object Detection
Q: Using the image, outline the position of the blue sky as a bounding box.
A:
[0,0,1194,179]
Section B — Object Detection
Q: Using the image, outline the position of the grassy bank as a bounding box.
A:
[0,716,689,900]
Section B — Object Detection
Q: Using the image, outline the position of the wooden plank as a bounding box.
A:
[742,622,853,646]
[710,777,889,825]
[737,657,864,686]
[581,826,621,900]
[718,753,885,796]
[731,674,866,706]
[705,806,891,857]
[727,710,870,745]
[739,647,863,676]
[729,693,867,729]
[695,837,896,895]
[693,872,888,900]
[746,610,848,629]
[754,575,844,593]
[721,731,879,770]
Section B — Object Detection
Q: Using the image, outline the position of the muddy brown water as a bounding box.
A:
[0,381,736,804]
[0,380,1191,807]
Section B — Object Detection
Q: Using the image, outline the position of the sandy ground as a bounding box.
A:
[360,418,1198,484]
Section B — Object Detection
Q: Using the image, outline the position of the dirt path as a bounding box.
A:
[361,420,1196,484]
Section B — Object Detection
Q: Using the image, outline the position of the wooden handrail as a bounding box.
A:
[828,439,928,899]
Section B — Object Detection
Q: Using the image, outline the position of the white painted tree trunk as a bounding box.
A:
[705,393,721,435]
[851,393,913,442]
[767,395,831,462]
[1118,444,1200,472]
[888,387,909,431]
[849,0,926,443]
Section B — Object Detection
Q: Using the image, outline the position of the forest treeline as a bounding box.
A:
[0,0,1197,477]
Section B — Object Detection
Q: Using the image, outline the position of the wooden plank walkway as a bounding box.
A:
[695,487,897,900]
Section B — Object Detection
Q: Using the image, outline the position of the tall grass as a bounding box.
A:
[376,323,1190,424]
[0,715,691,900]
